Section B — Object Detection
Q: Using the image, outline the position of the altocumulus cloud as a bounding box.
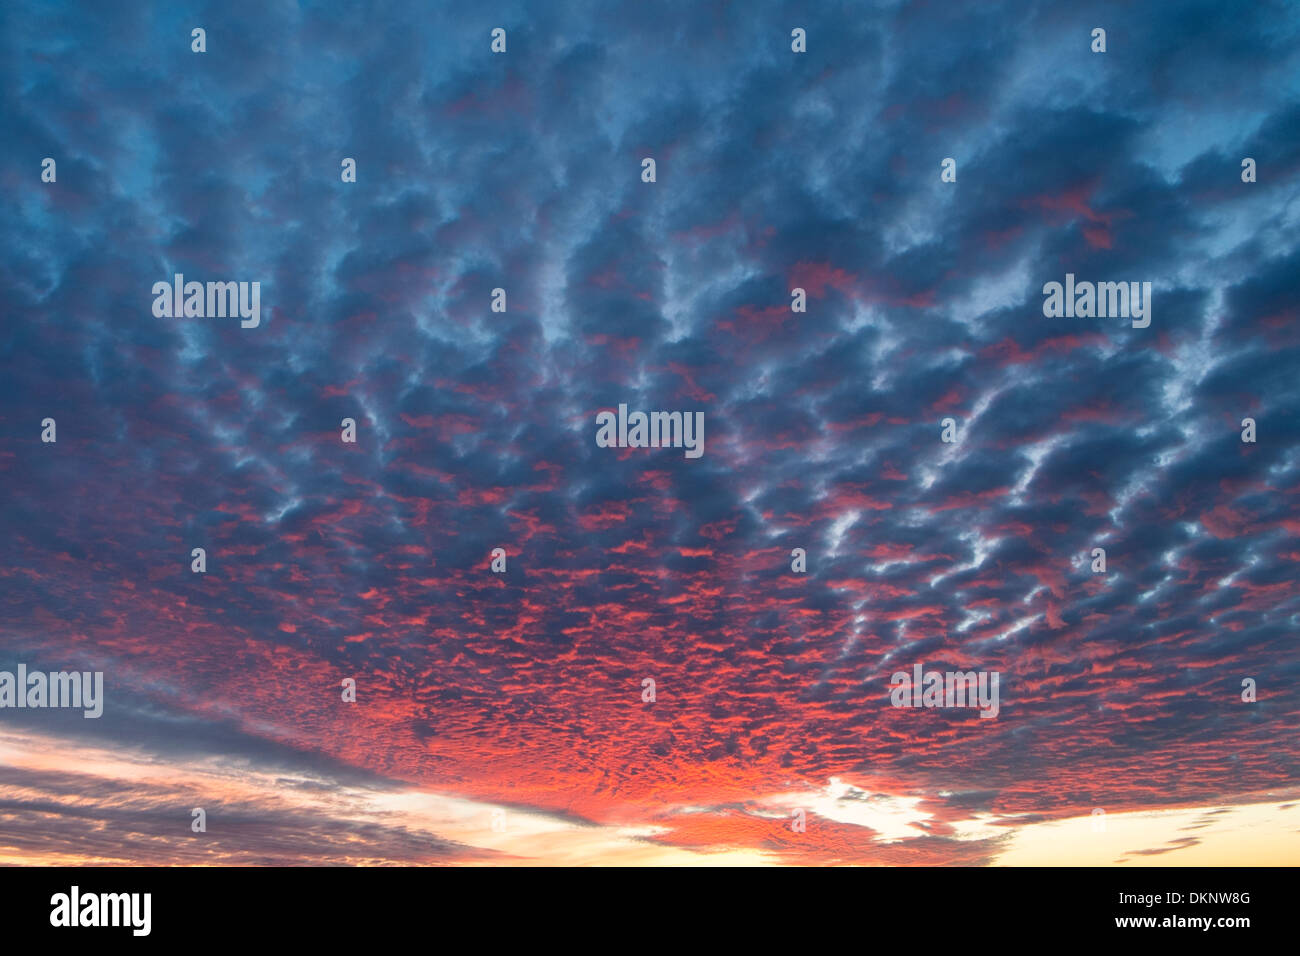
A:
[0,0,1298,864]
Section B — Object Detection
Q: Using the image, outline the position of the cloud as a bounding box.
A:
[1,0,1297,863]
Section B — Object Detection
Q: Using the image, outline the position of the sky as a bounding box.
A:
[1,0,1299,866]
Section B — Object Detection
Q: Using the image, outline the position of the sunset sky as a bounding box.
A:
[1,0,1298,866]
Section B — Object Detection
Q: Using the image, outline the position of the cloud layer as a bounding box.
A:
[1,0,1298,864]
